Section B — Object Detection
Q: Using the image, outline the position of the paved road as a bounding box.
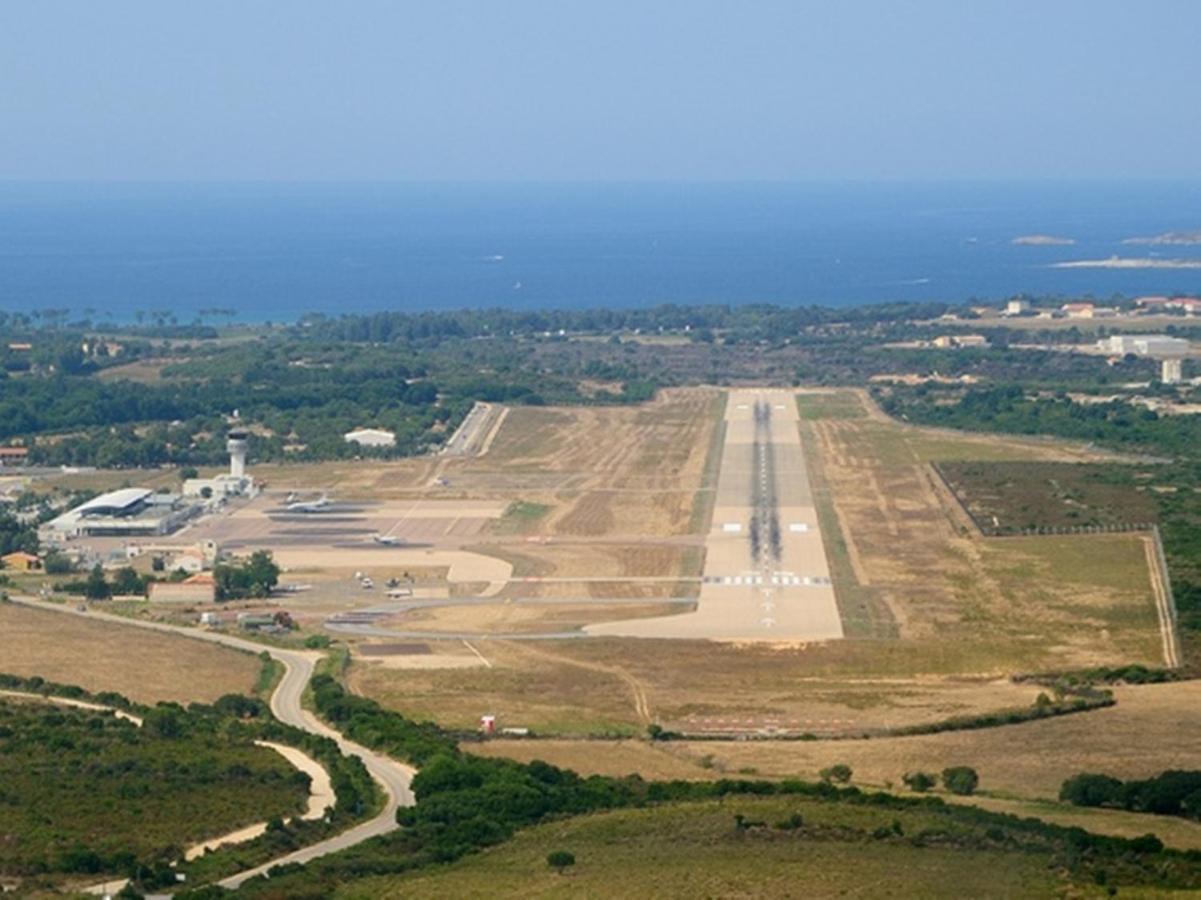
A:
[9,596,416,892]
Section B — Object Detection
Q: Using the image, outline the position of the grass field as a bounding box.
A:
[335,795,1087,899]
[0,602,263,704]
[471,679,1201,844]
[352,636,1050,737]
[799,389,1165,670]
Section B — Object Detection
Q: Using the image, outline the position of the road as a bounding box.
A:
[9,596,416,892]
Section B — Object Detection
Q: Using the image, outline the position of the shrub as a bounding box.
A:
[547,850,575,874]
[820,764,853,785]
[902,771,937,793]
[942,766,980,796]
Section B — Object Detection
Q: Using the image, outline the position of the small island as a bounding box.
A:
[1122,230,1201,246]
[1049,255,1201,269]
[1012,234,1076,246]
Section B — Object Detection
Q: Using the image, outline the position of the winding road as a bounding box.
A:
[8,596,416,892]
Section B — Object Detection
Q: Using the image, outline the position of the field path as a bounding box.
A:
[8,596,416,892]
[506,641,653,724]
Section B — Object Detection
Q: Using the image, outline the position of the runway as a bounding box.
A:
[587,389,844,641]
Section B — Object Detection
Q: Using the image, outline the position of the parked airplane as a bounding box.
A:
[372,533,404,545]
[286,493,331,513]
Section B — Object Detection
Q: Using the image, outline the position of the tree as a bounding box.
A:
[111,567,145,597]
[902,771,936,793]
[43,550,73,575]
[546,850,575,874]
[214,550,280,600]
[83,564,111,600]
[820,764,853,785]
[1060,773,1123,808]
[941,766,979,796]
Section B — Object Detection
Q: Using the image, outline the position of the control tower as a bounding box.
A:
[227,429,249,479]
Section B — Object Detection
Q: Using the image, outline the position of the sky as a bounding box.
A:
[1,1,1199,181]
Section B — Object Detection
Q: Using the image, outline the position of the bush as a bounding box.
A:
[902,771,937,793]
[547,850,575,874]
[43,550,74,575]
[1060,773,1124,808]
[820,764,853,784]
[942,766,980,796]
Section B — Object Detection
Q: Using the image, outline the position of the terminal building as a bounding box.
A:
[39,488,199,543]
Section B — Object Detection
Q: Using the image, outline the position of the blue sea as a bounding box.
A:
[1,181,1200,323]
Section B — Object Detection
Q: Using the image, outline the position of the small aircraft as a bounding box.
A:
[286,493,331,513]
[372,533,404,546]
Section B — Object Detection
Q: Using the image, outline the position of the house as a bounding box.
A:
[1,551,40,572]
[149,574,216,603]
[1004,299,1031,316]
[1061,302,1117,319]
[237,610,295,633]
[1135,296,1201,315]
[0,447,28,467]
[932,334,989,349]
[344,427,396,448]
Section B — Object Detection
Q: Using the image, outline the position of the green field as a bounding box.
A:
[333,794,1175,899]
[0,699,307,885]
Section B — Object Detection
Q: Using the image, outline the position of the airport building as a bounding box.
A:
[344,427,396,448]
[183,428,257,499]
[39,488,199,543]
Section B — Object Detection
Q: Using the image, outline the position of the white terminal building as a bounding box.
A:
[1100,335,1190,383]
[39,488,198,543]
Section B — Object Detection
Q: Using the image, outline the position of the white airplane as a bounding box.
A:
[286,493,331,513]
[372,533,404,546]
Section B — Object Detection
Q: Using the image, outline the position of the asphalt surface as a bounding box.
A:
[9,596,416,892]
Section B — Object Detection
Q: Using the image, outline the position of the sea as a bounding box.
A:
[1,181,1199,324]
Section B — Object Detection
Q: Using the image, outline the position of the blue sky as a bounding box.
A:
[1,1,1198,180]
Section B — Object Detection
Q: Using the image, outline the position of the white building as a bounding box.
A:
[40,489,199,543]
[183,429,255,499]
[1005,298,1031,316]
[1100,335,1190,384]
[344,428,396,448]
[1101,335,1190,357]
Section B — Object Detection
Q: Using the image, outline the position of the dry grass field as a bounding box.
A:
[800,389,1165,669]
[472,680,1201,799]
[351,636,1050,736]
[0,602,263,703]
[387,600,686,635]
